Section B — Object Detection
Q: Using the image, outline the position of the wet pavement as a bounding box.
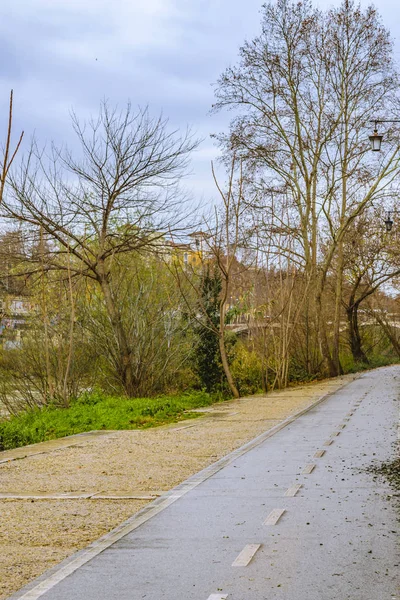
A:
[8,367,399,600]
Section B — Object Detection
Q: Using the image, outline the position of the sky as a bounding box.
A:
[1,0,400,204]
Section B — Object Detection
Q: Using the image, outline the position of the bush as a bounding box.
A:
[339,347,398,374]
[230,343,263,396]
[287,359,318,384]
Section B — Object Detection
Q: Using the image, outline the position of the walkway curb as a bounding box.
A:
[6,372,360,600]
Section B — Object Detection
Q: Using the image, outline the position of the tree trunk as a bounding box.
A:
[219,298,240,398]
[332,243,344,375]
[99,273,135,396]
[346,303,369,364]
[219,334,240,398]
[62,246,76,407]
[373,312,400,358]
[387,330,400,357]
[316,290,338,377]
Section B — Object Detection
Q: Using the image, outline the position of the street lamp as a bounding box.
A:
[369,119,400,151]
[369,124,383,151]
[384,211,394,233]
[382,210,400,233]
[369,119,400,230]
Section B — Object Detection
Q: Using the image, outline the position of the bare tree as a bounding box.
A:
[213,0,400,376]
[208,158,248,397]
[0,90,24,205]
[340,211,400,363]
[172,157,249,398]
[2,101,198,396]
[367,292,400,359]
[80,253,195,396]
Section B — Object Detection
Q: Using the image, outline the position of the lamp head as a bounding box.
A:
[369,129,383,151]
[385,214,394,232]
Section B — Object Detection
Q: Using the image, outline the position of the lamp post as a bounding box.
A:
[369,125,383,151]
[369,119,400,151]
[369,119,400,230]
[384,211,394,233]
[382,210,400,233]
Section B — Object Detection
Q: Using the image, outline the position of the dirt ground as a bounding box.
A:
[0,375,355,599]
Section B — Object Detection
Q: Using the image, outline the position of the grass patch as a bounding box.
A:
[0,390,222,451]
[340,354,399,375]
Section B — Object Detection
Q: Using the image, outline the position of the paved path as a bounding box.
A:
[9,367,399,600]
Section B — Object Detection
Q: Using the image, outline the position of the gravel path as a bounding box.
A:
[0,375,355,599]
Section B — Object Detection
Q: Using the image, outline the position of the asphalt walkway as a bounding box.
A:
[8,367,399,600]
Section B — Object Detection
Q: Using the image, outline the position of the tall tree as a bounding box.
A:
[2,101,198,396]
[213,0,400,376]
[193,265,224,392]
[172,158,246,397]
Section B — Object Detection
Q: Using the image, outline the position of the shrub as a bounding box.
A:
[230,342,263,396]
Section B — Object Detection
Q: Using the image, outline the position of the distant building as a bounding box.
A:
[164,231,211,268]
[0,295,32,347]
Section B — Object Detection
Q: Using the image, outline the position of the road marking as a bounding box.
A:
[264,508,286,525]
[314,450,326,458]
[339,424,346,429]
[347,412,354,416]
[323,439,334,446]
[8,375,361,600]
[284,484,302,497]
[207,595,228,600]
[232,544,261,567]
[302,463,316,474]
[330,431,341,437]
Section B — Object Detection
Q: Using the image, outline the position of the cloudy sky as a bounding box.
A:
[1,0,399,202]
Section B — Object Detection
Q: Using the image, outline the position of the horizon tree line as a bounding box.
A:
[1,0,400,406]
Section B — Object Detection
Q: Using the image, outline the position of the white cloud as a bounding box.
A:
[1,0,400,201]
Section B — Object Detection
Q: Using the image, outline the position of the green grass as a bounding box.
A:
[0,390,221,451]
[340,353,399,374]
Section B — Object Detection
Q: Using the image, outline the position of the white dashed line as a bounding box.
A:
[330,431,341,437]
[314,450,326,458]
[302,464,316,474]
[323,439,334,446]
[207,594,228,600]
[284,484,302,497]
[7,375,362,600]
[232,544,261,567]
[263,508,286,525]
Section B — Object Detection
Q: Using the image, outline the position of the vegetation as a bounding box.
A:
[193,266,224,393]
[0,390,217,451]
[1,0,400,446]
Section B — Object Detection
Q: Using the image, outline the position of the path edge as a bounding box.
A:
[6,372,361,600]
